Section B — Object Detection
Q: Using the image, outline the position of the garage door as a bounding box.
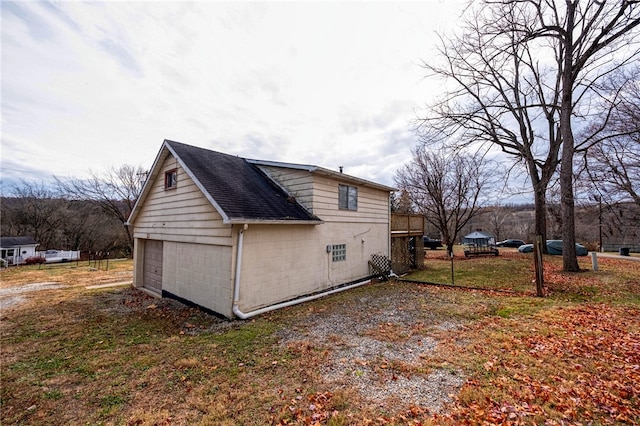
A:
[143,240,163,294]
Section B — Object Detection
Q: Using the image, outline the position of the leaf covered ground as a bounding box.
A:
[1,253,639,425]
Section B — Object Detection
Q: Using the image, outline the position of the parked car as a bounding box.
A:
[496,239,526,248]
[423,236,443,250]
[518,240,588,256]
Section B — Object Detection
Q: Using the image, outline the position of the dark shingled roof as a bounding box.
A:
[165,140,319,223]
[0,236,38,247]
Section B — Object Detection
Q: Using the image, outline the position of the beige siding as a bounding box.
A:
[219,166,390,313]
[132,155,233,245]
[257,165,390,224]
[236,220,389,313]
[257,166,314,213]
[132,153,390,318]
[311,175,389,223]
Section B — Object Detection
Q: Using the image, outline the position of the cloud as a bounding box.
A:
[1,0,466,189]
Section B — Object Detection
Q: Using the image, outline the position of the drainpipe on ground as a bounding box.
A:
[233,278,371,320]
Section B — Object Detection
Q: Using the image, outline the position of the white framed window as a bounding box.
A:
[338,184,357,210]
[165,169,177,190]
[332,244,346,262]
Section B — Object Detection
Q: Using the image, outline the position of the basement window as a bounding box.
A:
[332,244,346,262]
[338,184,358,210]
[165,169,177,190]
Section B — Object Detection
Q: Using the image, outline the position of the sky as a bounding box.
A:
[1,0,469,190]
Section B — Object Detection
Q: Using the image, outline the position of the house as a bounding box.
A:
[462,230,499,257]
[126,140,395,319]
[0,236,39,266]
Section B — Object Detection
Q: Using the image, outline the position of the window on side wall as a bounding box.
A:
[165,169,177,190]
[338,184,357,210]
[332,244,346,262]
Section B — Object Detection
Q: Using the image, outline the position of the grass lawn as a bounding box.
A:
[1,253,639,425]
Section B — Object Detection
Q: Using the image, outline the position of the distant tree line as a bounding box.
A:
[1,165,145,258]
[392,193,639,251]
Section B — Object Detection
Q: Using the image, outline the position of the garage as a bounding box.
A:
[143,239,163,294]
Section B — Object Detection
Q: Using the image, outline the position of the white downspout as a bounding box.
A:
[231,223,371,320]
[232,224,248,318]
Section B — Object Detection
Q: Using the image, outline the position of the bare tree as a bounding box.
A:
[419,4,564,254]
[391,190,414,214]
[1,180,67,250]
[485,205,510,242]
[395,147,493,256]
[56,164,146,255]
[421,0,640,271]
[581,67,640,206]
[1,180,133,254]
[523,0,640,271]
[57,201,130,254]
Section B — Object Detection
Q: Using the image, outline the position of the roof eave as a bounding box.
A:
[226,218,324,225]
[248,159,395,192]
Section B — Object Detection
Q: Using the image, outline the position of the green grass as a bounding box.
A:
[1,255,639,425]
[410,251,534,293]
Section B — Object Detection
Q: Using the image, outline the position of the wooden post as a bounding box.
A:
[534,235,544,297]
[450,251,455,285]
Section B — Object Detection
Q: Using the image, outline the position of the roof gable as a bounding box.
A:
[165,140,319,223]
[129,140,394,226]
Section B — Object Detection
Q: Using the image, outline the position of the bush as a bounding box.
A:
[24,256,46,265]
[582,241,599,252]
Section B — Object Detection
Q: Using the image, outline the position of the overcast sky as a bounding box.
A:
[1,1,467,189]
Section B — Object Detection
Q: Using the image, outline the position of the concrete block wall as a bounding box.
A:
[162,241,233,317]
[237,222,389,312]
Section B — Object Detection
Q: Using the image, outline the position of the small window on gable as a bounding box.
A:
[332,244,346,262]
[165,169,177,190]
[338,184,358,210]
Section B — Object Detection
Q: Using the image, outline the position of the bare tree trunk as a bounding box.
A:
[446,242,455,258]
[559,0,580,272]
[533,185,548,248]
[560,133,579,271]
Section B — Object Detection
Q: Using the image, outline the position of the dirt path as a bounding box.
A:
[0,282,67,310]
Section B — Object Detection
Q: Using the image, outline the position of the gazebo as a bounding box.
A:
[462,230,499,257]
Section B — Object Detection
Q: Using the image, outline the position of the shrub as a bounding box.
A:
[24,256,46,265]
[582,241,599,252]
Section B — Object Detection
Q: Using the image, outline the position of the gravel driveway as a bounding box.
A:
[276,286,466,413]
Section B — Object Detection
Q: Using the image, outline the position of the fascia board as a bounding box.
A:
[227,219,324,225]
[126,142,170,225]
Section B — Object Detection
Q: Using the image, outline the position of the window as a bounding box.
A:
[165,169,177,189]
[338,184,357,210]
[332,244,346,262]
